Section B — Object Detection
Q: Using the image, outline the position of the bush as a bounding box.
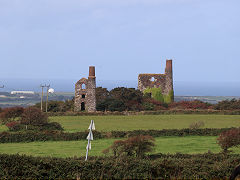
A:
[215,99,240,110]
[189,121,205,129]
[217,128,240,152]
[6,122,64,132]
[0,107,24,124]
[103,135,155,158]
[20,107,48,125]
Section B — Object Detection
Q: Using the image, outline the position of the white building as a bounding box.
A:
[11,91,35,95]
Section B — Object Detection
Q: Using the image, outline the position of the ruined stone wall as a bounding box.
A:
[138,60,174,101]
[74,66,96,112]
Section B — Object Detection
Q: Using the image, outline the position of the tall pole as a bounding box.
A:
[46,85,50,112]
[40,85,44,111]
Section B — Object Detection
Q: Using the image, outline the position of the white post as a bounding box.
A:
[85,120,95,161]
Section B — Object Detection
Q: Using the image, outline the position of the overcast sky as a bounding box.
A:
[0,0,239,83]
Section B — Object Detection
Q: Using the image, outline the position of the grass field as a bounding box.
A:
[0,136,239,158]
[49,115,240,132]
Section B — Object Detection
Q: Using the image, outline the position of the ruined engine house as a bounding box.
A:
[74,66,96,112]
[138,60,174,102]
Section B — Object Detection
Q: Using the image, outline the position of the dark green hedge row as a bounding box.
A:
[0,153,238,179]
[0,128,232,143]
[46,110,240,116]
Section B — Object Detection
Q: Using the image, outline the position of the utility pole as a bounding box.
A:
[45,85,50,112]
[40,84,48,112]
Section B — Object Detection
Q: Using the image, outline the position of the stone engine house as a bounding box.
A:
[74,66,96,112]
[138,60,174,99]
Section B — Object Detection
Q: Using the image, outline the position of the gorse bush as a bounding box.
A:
[103,135,155,158]
[217,128,240,152]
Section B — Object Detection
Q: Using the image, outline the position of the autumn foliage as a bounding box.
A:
[0,107,24,124]
[217,128,240,152]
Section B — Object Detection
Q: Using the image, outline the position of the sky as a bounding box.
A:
[0,0,240,92]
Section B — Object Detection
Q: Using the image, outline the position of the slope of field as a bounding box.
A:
[48,115,240,132]
[0,136,239,158]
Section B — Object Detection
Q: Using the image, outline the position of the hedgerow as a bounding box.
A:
[0,128,232,143]
[0,153,238,179]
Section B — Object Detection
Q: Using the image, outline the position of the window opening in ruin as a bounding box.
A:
[82,94,85,98]
[151,77,155,82]
[81,102,85,111]
[82,84,86,89]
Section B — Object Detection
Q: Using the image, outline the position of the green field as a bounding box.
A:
[49,115,240,132]
[1,136,238,158]
[1,114,240,157]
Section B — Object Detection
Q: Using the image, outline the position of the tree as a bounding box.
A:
[96,87,109,104]
[20,107,48,125]
[0,107,24,124]
[103,135,155,158]
[109,87,143,111]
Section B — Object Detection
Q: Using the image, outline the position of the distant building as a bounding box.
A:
[138,60,174,103]
[11,91,35,95]
[74,66,96,112]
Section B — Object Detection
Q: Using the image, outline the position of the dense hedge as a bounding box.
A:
[45,109,240,116]
[0,128,233,143]
[0,153,238,179]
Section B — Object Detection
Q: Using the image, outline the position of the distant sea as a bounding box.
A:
[0,78,240,96]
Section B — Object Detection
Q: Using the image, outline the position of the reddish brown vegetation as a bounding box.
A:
[103,135,155,158]
[217,128,240,152]
[20,107,48,125]
[0,107,24,124]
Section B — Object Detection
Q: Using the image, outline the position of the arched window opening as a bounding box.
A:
[151,77,155,82]
[82,94,86,98]
[82,84,86,89]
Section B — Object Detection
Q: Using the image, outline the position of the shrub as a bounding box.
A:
[5,121,22,131]
[0,107,24,124]
[0,153,239,179]
[215,99,240,110]
[6,122,64,132]
[189,121,205,129]
[217,128,240,152]
[20,107,48,125]
[103,135,155,158]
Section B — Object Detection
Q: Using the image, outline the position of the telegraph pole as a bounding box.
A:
[40,84,48,112]
[45,85,50,112]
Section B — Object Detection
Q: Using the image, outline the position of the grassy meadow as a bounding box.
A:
[49,115,240,132]
[1,114,240,157]
[1,136,239,158]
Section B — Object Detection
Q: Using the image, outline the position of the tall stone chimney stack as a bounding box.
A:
[89,66,95,78]
[165,59,173,74]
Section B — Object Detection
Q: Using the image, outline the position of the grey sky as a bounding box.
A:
[0,0,239,83]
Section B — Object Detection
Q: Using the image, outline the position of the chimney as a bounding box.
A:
[165,60,172,74]
[89,66,95,77]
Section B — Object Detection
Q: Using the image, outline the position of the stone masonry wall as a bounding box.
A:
[74,66,96,112]
[138,60,174,97]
